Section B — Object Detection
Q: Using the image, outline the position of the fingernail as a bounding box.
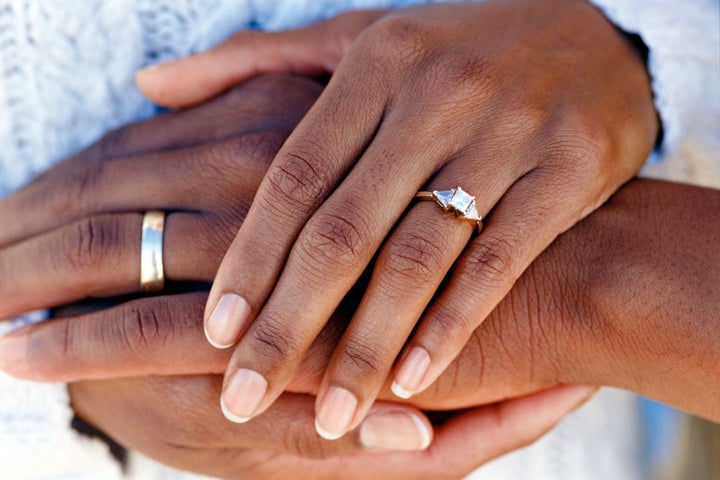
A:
[220,368,268,423]
[137,61,167,75]
[360,410,432,451]
[315,386,358,440]
[391,346,431,399]
[205,293,252,349]
[0,331,27,374]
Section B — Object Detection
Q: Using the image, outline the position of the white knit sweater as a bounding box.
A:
[0,1,717,479]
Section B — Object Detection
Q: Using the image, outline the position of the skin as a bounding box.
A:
[0,76,718,479]
[138,0,659,439]
[3,178,718,416]
[0,75,595,479]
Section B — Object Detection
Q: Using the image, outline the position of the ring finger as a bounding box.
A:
[0,211,233,318]
[313,156,525,438]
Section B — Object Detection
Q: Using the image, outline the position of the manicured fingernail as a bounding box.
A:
[391,346,431,399]
[0,331,27,374]
[205,293,252,349]
[221,368,267,423]
[360,410,432,451]
[315,386,358,440]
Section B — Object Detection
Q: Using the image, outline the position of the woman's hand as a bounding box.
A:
[140,0,658,439]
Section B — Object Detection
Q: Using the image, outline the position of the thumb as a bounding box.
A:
[136,9,386,108]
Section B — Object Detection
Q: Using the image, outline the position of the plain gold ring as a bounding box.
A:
[140,210,166,293]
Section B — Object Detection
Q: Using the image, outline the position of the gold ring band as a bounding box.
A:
[415,187,483,231]
[140,210,166,293]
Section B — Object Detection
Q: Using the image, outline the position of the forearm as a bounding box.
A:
[549,178,720,419]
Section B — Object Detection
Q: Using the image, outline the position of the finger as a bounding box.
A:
[310,141,530,434]
[416,385,597,477]
[0,293,225,382]
[213,105,458,429]
[0,212,232,319]
[283,385,596,480]
[88,74,321,156]
[397,168,594,396]
[0,292,341,390]
[202,53,391,348]
[309,205,472,436]
[0,135,269,248]
[0,74,322,247]
[71,376,432,477]
[136,11,385,108]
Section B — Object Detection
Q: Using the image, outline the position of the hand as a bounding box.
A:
[0,73,321,316]
[69,371,592,479]
[0,70,594,475]
[0,74,443,466]
[4,179,718,419]
[140,0,659,439]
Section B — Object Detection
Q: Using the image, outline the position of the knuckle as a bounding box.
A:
[113,301,171,357]
[370,15,430,65]
[381,231,444,282]
[462,236,517,291]
[547,115,613,174]
[426,306,476,341]
[235,130,287,165]
[339,340,384,380]
[298,208,372,275]
[96,126,132,158]
[63,159,106,213]
[250,317,303,368]
[283,423,332,460]
[262,147,332,213]
[196,133,286,190]
[60,216,121,274]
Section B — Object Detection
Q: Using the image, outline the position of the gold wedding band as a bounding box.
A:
[140,210,165,293]
[415,187,483,231]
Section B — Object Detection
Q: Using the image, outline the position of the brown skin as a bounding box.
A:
[59,180,720,477]
[0,74,595,479]
[0,74,716,478]
[142,0,659,434]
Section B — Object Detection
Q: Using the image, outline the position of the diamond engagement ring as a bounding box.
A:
[415,187,483,231]
[140,210,166,293]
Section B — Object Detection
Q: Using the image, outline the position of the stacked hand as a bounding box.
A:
[0,74,597,479]
[138,0,658,439]
[0,73,717,480]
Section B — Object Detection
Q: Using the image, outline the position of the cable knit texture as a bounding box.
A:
[0,0,717,479]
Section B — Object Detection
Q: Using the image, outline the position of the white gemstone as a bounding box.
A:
[433,190,454,208]
[465,201,481,221]
[449,187,475,214]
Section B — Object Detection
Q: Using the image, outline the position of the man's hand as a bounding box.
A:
[0,74,320,316]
